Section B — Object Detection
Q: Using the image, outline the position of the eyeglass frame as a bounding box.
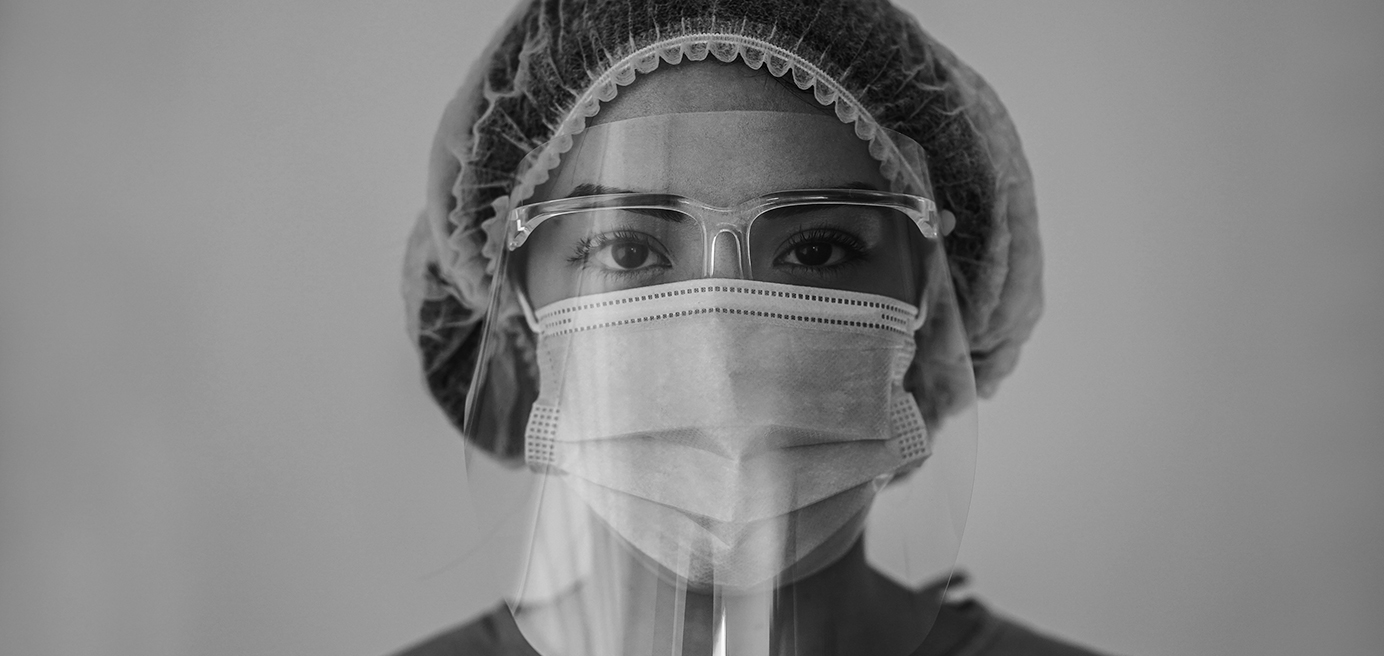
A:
[505,188,940,279]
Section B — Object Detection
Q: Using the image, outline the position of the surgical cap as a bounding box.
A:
[403,0,1042,463]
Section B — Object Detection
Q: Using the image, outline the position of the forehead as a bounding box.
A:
[538,112,885,205]
[532,64,887,205]
[590,61,827,124]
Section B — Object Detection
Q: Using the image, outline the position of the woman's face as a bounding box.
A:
[521,63,922,307]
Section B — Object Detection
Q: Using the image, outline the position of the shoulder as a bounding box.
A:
[940,599,1118,656]
[389,598,1119,656]
[389,604,536,656]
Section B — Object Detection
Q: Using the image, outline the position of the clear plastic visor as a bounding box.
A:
[461,111,978,656]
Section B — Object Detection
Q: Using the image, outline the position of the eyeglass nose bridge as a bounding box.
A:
[703,220,752,279]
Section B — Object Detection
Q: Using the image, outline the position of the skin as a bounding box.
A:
[515,62,957,655]
[521,61,954,309]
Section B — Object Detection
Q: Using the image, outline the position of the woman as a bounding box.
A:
[399,1,1104,654]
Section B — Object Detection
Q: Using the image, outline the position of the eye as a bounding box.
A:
[602,242,657,269]
[573,230,673,273]
[786,242,837,266]
[774,229,865,269]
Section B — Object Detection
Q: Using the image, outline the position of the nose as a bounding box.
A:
[708,229,746,278]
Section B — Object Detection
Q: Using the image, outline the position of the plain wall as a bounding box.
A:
[1,1,1380,654]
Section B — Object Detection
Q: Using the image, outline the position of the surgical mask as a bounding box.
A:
[523,277,930,589]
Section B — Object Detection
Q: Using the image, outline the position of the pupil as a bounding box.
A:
[612,243,648,269]
[795,243,832,266]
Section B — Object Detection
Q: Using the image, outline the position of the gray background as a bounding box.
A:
[1,1,1380,654]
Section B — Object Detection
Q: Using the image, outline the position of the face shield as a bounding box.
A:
[461,111,978,656]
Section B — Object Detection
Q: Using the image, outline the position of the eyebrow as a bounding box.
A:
[564,181,881,199]
[559,182,884,224]
[832,181,881,192]
[566,183,635,198]
[564,183,689,223]
[761,181,890,220]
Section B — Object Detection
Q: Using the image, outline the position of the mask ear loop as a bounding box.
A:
[498,188,545,337]
[909,224,935,333]
[908,293,929,333]
[907,213,935,333]
[515,282,543,335]
[868,125,937,335]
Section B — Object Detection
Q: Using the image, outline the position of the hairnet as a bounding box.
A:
[403,0,1042,463]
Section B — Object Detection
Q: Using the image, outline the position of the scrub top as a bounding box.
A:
[394,582,1113,656]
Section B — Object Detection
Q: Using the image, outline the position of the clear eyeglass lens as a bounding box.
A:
[519,204,927,303]
[747,204,925,301]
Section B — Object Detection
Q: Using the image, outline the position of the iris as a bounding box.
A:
[612,243,650,269]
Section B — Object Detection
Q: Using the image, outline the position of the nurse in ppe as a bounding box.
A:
[398,1,1109,654]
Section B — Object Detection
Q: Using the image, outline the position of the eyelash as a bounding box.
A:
[777,228,870,271]
[567,229,670,277]
[564,226,868,278]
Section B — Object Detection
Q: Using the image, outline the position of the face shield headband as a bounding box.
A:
[459,110,978,656]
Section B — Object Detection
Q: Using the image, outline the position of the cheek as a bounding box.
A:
[522,239,571,309]
[870,223,925,303]
[519,216,576,307]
